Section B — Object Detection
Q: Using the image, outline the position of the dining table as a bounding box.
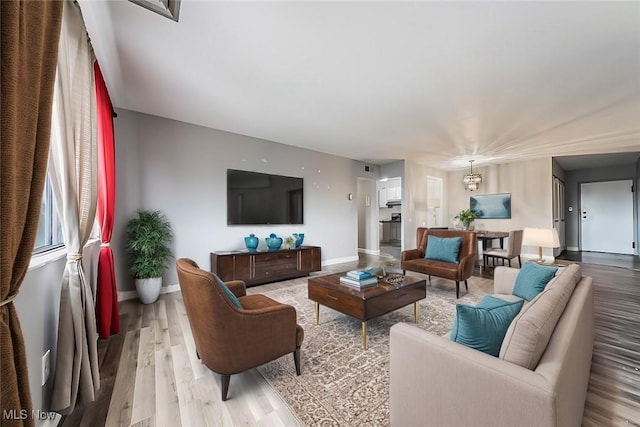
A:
[475,231,510,273]
[475,230,510,251]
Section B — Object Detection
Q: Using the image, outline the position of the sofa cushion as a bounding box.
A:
[425,235,462,264]
[489,293,524,304]
[500,263,581,369]
[214,274,243,308]
[512,262,558,301]
[450,296,524,357]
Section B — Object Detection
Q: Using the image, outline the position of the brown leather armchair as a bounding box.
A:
[176,258,304,401]
[401,228,477,298]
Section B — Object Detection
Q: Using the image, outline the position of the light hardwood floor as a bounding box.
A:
[61,254,640,426]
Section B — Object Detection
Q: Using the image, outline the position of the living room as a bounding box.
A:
[3,1,640,426]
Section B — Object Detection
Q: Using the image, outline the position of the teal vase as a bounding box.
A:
[244,234,259,252]
[265,233,283,251]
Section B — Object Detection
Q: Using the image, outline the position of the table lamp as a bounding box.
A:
[522,227,560,264]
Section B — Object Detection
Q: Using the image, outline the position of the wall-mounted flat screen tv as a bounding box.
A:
[470,193,511,219]
[227,169,304,225]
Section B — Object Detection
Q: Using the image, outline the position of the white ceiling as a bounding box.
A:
[79,1,640,170]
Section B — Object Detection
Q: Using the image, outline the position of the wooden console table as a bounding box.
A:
[210,246,321,287]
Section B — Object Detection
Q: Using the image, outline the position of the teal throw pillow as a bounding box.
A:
[512,262,559,301]
[214,274,243,309]
[425,235,462,264]
[450,296,524,356]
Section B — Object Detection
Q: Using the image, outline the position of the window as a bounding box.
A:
[34,174,64,253]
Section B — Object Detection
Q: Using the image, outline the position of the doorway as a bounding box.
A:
[580,180,634,254]
[378,177,402,259]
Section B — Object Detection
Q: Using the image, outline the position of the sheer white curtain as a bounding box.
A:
[49,0,100,414]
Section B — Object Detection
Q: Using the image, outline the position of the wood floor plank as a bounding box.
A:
[155,346,182,427]
[131,325,156,424]
[164,294,184,347]
[154,299,171,349]
[130,301,144,332]
[171,343,208,427]
[104,329,139,427]
[193,371,235,427]
[172,294,207,380]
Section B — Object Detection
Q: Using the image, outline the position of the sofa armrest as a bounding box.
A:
[493,266,520,294]
[225,280,247,297]
[390,323,555,427]
[458,252,476,278]
[401,248,423,263]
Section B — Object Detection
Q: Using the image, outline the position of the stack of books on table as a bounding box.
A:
[339,270,379,289]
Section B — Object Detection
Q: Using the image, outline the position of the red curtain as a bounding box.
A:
[94,62,120,338]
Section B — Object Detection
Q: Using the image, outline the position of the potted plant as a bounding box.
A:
[126,210,173,304]
[454,209,477,230]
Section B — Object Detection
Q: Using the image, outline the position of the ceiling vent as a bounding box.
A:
[129,0,181,22]
[364,165,375,173]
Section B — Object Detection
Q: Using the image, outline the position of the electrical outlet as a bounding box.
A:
[42,350,50,386]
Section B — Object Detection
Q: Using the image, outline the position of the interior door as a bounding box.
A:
[580,180,634,254]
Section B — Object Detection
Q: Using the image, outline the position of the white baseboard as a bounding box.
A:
[322,255,359,266]
[567,246,580,252]
[358,248,380,256]
[118,283,181,302]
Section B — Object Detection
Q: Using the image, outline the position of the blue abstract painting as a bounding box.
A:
[470,193,511,219]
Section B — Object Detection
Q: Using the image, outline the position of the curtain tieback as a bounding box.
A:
[67,253,83,261]
[100,242,110,248]
[0,292,18,307]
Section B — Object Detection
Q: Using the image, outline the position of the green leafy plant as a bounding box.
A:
[126,210,173,279]
[454,209,477,229]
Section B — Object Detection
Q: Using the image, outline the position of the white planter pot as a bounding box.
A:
[136,277,162,304]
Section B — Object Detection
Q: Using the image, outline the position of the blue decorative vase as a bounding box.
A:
[292,233,305,248]
[265,233,283,251]
[244,233,259,252]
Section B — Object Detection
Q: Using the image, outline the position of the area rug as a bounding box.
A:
[255,278,486,426]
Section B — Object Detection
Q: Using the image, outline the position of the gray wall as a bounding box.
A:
[113,109,376,292]
[446,158,556,257]
[14,241,100,424]
[564,164,638,252]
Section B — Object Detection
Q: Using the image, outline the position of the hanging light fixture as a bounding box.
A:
[463,160,482,191]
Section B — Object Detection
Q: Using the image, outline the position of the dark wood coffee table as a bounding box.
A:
[307,273,427,349]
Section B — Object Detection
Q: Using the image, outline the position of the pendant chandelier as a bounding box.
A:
[463,160,482,191]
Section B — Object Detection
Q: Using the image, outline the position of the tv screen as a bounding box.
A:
[227,169,304,225]
[470,193,511,219]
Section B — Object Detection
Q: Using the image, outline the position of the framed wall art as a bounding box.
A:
[470,193,511,219]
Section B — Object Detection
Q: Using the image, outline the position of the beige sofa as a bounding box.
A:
[390,263,594,427]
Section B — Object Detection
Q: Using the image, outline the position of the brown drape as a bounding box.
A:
[0,1,63,426]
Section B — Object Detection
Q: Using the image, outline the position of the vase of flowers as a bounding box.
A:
[454,209,477,230]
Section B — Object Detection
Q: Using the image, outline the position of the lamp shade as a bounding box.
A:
[429,198,441,208]
[522,228,560,248]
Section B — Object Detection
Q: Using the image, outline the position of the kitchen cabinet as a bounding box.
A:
[386,186,402,201]
[378,189,388,208]
[379,185,401,207]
